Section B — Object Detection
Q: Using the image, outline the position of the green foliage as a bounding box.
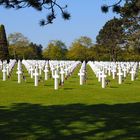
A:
[0,24,9,60]
[67,42,87,61]
[8,33,42,59]
[8,32,30,59]
[9,42,43,59]
[43,40,67,60]
[102,0,140,57]
[90,45,110,61]
[120,0,140,21]
[102,0,140,21]
[96,18,124,61]
[76,36,93,48]
[67,36,93,61]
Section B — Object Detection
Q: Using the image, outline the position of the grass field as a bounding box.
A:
[0,64,140,140]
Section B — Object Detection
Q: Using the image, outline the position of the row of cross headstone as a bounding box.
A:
[88,61,139,88]
[1,60,139,89]
[1,60,16,81]
[22,60,81,90]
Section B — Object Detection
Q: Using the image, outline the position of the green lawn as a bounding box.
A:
[0,64,140,140]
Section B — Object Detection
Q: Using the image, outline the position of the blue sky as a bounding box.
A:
[0,0,119,48]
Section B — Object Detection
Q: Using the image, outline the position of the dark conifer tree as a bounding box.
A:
[0,24,9,60]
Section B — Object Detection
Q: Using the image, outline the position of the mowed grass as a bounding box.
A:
[0,64,140,140]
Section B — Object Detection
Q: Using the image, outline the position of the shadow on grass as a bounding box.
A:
[0,103,140,140]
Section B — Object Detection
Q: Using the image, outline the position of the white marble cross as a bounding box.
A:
[29,66,34,78]
[17,60,22,71]
[126,64,130,73]
[2,64,7,81]
[33,68,39,86]
[100,71,106,88]
[123,67,127,78]
[97,70,102,82]
[60,67,65,84]
[64,67,68,77]
[53,70,59,90]
[16,69,22,83]
[117,68,123,84]
[104,66,108,74]
[39,65,42,75]
[51,66,55,78]
[56,64,59,71]
[108,66,111,76]
[78,69,85,85]
[6,64,9,76]
[44,67,49,80]
[130,68,135,81]
[112,68,116,79]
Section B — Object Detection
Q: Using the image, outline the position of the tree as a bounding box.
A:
[9,42,43,59]
[0,0,70,26]
[76,36,93,48]
[67,36,93,61]
[0,24,9,60]
[102,0,140,41]
[8,32,30,59]
[89,45,110,61]
[8,32,29,47]
[96,18,124,61]
[102,0,140,18]
[102,1,140,60]
[35,44,43,59]
[43,40,67,60]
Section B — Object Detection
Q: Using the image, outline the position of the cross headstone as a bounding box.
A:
[17,60,22,71]
[56,64,59,71]
[2,64,7,81]
[44,66,49,80]
[33,68,39,86]
[123,67,127,78]
[39,65,42,75]
[108,66,111,76]
[53,70,59,90]
[51,66,55,78]
[117,67,123,84]
[126,64,130,73]
[100,71,106,88]
[6,64,9,76]
[78,69,85,85]
[29,66,34,78]
[130,68,135,81]
[16,69,22,83]
[60,67,65,85]
[97,70,102,82]
[112,68,116,79]
[64,66,68,78]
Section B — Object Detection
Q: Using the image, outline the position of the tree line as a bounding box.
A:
[0,24,140,61]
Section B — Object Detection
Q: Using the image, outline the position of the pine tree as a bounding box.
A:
[96,18,124,61]
[0,24,9,60]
